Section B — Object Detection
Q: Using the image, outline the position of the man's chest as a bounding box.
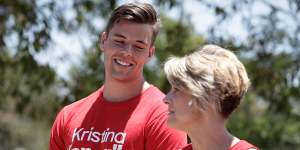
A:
[64,111,147,150]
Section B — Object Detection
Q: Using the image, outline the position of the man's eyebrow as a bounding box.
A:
[113,33,126,39]
[113,33,148,45]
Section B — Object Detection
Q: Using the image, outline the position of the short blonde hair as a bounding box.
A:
[164,44,250,118]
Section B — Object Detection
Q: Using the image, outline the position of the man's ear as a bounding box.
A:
[146,46,155,62]
[100,32,108,51]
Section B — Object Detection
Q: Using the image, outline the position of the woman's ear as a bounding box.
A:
[146,46,155,62]
[149,46,155,57]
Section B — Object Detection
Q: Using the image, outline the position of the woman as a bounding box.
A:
[163,45,259,150]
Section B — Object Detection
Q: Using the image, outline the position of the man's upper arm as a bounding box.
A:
[49,108,66,150]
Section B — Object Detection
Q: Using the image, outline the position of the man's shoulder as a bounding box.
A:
[137,85,168,117]
[143,85,165,100]
[140,85,166,107]
[63,87,103,113]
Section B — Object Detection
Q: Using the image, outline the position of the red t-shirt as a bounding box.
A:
[49,86,187,150]
[181,140,259,150]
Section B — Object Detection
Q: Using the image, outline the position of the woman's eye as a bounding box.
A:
[173,87,180,93]
[114,40,124,45]
[135,46,144,51]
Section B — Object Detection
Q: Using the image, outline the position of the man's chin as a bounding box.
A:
[111,74,137,82]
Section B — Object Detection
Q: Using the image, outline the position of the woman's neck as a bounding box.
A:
[187,120,236,150]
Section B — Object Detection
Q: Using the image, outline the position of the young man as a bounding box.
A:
[49,2,187,150]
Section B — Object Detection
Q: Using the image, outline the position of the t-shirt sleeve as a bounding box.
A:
[49,108,66,150]
[145,109,187,150]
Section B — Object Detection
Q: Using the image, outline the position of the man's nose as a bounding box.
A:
[124,44,134,52]
[121,44,134,56]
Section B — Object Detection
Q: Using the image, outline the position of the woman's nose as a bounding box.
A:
[163,94,171,105]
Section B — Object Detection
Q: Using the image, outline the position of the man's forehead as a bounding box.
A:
[111,33,147,45]
[112,20,152,32]
[110,27,151,44]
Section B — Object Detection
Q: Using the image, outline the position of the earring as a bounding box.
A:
[101,53,105,62]
[188,100,193,107]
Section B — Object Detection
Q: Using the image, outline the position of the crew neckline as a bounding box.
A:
[98,85,154,107]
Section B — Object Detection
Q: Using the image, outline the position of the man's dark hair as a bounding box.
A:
[105,2,160,45]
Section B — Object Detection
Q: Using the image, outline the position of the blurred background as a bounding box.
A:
[1,0,300,149]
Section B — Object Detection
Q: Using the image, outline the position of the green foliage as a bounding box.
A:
[0,50,59,118]
[0,111,51,149]
[66,47,105,102]
[0,50,61,149]
[0,0,51,52]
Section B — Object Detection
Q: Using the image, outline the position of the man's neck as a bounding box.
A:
[103,77,150,102]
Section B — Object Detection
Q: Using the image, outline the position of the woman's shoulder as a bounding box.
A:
[180,144,193,150]
[230,140,259,150]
